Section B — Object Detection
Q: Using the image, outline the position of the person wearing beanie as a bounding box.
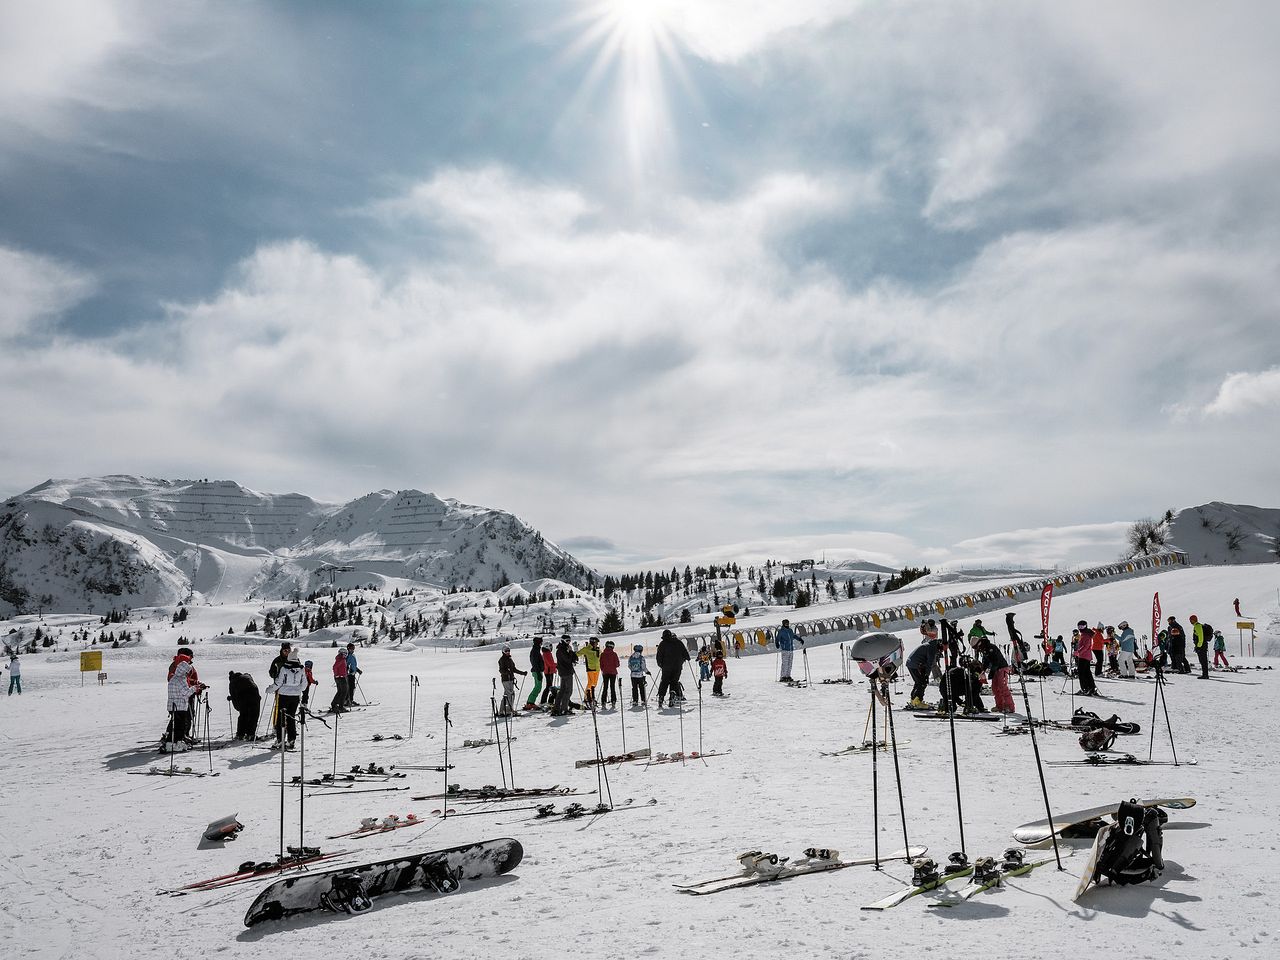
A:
[552,636,578,716]
[330,650,349,714]
[1166,616,1190,674]
[524,638,546,711]
[774,619,802,682]
[974,636,1014,713]
[227,669,261,740]
[599,639,620,708]
[1092,621,1106,676]
[628,644,650,705]
[656,630,689,707]
[497,644,526,716]
[711,649,729,697]
[344,643,362,707]
[165,646,206,749]
[268,642,292,681]
[266,649,307,749]
[540,641,557,708]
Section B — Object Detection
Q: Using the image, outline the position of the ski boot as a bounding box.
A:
[944,851,970,875]
[911,858,940,887]
[380,815,399,829]
[285,845,320,858]
[1001,848,1025,872]
[561,802,587,819]
[591,803,611,815]
[534,803,557,819]
[319,873,372,914]
[972,857,1000,886]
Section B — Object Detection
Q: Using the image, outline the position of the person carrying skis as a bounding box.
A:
[656,629,690,707]
[1073,622,1099,696]
[906,633,939,708]
[344,643,362,706]
[5,652,20,695]
[774,619,802,681]
[540,641,557,707]
[1166,617,1191,674]
[578,637,602,706]
[1212,629,1230,669]
[497,645,526,716]
[1005,612,1027,669]
[628,644,650,705]
[711,650,728,697]
[1189,615,1213,679]
[1116,621,1138,678]
[524,638,545,711]
[166,647,206,748]
[330,650,349,713]
[227,670,261,740]
[268,642,292,681]
[266,649,306,749]
[974,636,1015,713]
[600,640,621,708]
[552,635,578,716]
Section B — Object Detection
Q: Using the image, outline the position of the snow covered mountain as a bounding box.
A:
[1164,502,1280,565]
[0,476,591,614]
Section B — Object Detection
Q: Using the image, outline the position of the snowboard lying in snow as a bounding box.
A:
[243,838,523,926]
[1012,797,1195,845]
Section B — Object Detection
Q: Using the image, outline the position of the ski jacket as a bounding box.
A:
[628,652,647,677]
[774,626,799,651]
[542,648,556,674]
[1167,621,1186,648]
[1192,622,1213,649]
[1092,630,1105,651]
[167,656,199,711]
[579,645,602,671]
[269,653,289,681]
[227,671,259,708]
[7,657,19,677]
[332,652,348,678]
[555,642,577,676]
[979,644,1008,673]
[712,657,727,679]
[656,636,690,672]
[1213,632,1225,652]
[346,651,360,677]
[529,643,544,673]
[906,641,938,673]
[268,662,307,698]
[967,624,993,644]
[1117,628,1137,654]
[498,651,526,682]
[1074,630,1095,660]
[600,648,620,676]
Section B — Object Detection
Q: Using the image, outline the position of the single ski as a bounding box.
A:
[159,849,351,896]
[930,850,1057,906]
[576,748,649,768]
[1046,754,1197,767]
[677,847,926,895]
[820,741,911,757]
[861,854,975,910]
[642,750,731,766]
[326,814,423,840]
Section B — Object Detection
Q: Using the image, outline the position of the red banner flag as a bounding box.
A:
[1152,592,1161,648]
[1040,582,1053,646]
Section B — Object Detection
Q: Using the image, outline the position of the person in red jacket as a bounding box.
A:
[540,642,557,708]
[711,652,729,697]
[1074,622,1099,696]
[330,651,349,713]
[599,640,621,708]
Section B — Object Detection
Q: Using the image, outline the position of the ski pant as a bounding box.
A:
[555,672,574,713]
[1213,650,1230,668]
[501,679,517,715]
[1093,650,1104,675]
[699,661,711,681]
[908,665,929,703]
[991,667,1015,713]
[630,676,646,704]
[601,674,618,706]
[1075,657,1097,695]
[346,674,359,706]
[169,709,192,743]
[540,674,555,705]
[235,697,260,739]
[779,649,794,679]
[657,668,681,705]
[1195,645,1209,678]
[1117,650,1136,678]
[712,675,724,696]
[526,671,543,706]
[1171,641,1190,673]
[7,676,20,695]
[274,694,299,744]
[584,669,599,703]
[330,677,347,713]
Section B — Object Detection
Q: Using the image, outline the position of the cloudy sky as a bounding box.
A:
[2,1,1277,571]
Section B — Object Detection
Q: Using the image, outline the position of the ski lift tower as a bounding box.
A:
[315,564,354,594]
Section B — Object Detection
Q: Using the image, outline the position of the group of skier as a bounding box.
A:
[905,615,1018,714]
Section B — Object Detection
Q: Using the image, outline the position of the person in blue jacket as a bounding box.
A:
[1115,621,1138,678]
[344,643,362,706]
[774,619,803,681]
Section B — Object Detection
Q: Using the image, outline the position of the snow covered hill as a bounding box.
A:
[1165,502,1280,565]
[0,477,591,614]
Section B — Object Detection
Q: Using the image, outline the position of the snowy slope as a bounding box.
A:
[1166,502,1280,565]
[0,562,1276,960]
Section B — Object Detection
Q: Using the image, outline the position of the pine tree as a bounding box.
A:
[601,608,624,634]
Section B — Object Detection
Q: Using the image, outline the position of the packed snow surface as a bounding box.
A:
[1,563,1277,959]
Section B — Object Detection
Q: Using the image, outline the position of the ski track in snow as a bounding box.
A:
[0,563,1277,959]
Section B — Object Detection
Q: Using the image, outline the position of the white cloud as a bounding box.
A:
[0,246,95,339]
[1203,367,1280,417]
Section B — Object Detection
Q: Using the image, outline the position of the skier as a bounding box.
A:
[1233,597,1242,617]
[967,619,994,652]
[227,670,261,740]
[330,650,349,713]
[344,643,362,706]
[1212,630,1230,669]
[165,647,206,748]
[268,642,292,681]
[540,641,557,707]
[656,629,690,707]
[1073,622,1099,696]
[1103,627,1120,675]
[524,638,545,711]
[1188,615,1213,679]
[301,659,318,709]
[497,645,526,716]
[938,656,985,714]
[552,635,577,716]
[1052,635,1068,668]
[940,619,962,671]
[1166,617,1191,674]
[599,639,620,708]
[1092,621,1106,676]
[266,649,306,749]
[578,637,602,706]
[1116,621,1138,678]
[906,633,939,708]
[711,650,728,697]
[697,644,712,682]
[974,637,1014,713]
[5,652,20,695]
[774,619,802,681]
[628,643,650,705]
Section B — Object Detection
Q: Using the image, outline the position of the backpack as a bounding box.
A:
[1095,799,1167,886]
[1079,727,1116,752]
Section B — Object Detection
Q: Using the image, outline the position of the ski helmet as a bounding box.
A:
[633,644,643,652]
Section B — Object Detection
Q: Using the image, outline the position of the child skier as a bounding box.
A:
[628,644,650,705]
[711,651,728,697]
[1212,629,1230,669]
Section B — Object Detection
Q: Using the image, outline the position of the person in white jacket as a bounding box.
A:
[266,649,307,749]
[5,653,21,695]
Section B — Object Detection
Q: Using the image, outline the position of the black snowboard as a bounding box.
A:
[243,837,523,926]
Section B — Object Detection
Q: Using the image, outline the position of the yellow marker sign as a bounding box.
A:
[905,608,915,622]
[756,630,768,647]
[1237,621,1255,630]
[871,613,882,628]
[722,605,735,616]
[80,650,103,672]
[935,601,945,616]
[964,596,974,609]
[715,616,736,627]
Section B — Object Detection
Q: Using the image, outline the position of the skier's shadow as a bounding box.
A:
[234,874,520,940]
[227,751,280,770]
[1074,861,1202,925]
[102,748,165,771]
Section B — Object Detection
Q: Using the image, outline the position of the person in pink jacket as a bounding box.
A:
[1074,622,1098,696]
[330,651,349,713]
[540,644,557,707]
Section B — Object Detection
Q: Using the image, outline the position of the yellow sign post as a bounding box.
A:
[1237,621,1256,657]
[80,650,103,687]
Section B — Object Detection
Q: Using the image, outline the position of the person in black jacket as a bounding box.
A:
[906,636,939,708]
[268,642,292,681]
[227,670,261,740]
[524,638,545,711]
[497,645,526,717]
[938,657,986,714]
[553,637,578,715]
[655,629,690,707]
[1166,617,1191,674]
